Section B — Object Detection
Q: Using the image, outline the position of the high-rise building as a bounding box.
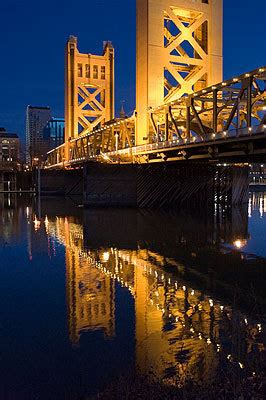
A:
[43,117,65,151]
[26,106,51,164]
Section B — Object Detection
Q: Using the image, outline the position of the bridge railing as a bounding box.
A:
[46,66,266,167]
[103,124,266,160]
[148,66,266,145]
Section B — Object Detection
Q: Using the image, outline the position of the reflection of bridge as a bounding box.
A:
[47,0,266,169]
[42,205,264,384]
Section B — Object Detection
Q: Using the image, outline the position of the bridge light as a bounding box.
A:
[233,78,239,82]
[212,133,216,138]
[234,239,246,249]
[249,127,252,132]
[222,82,226,86]
[223,131,227,136]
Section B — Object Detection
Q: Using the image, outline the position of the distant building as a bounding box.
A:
[43,117,65,151]
[26,106,51,164]
[0,128,20,162]
[0,128,20,191]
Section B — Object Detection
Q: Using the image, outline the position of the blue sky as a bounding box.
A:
[0,0,265,141]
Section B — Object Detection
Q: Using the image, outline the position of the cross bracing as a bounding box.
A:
[47,67,266,167]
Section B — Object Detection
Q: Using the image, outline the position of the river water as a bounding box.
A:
[0,193,265,399]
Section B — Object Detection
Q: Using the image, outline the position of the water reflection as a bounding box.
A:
[1,193,265,392]
[0,195,20,242]
[249,191,266,218]
[40,199,265,386]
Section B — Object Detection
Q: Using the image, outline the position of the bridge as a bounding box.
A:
[44,0,266,207]
[47,66,266,167]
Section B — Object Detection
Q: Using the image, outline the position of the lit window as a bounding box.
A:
[93,65,98,79]
[101,66,106,80]
[85,64,90,78]
[77,63,83,77]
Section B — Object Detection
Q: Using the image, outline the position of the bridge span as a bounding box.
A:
[47,66,266,168]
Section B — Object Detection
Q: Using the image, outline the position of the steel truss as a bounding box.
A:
[150,66,266,142]
[47,117,135,167]
[47,66,266,167]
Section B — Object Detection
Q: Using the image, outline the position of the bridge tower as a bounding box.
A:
[136,0,223,145]
[65,36,115,157]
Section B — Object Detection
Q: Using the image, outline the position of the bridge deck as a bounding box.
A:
[47,66,266,168]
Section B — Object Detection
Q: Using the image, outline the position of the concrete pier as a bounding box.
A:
[40,169,83,195]
[84,162,249,208]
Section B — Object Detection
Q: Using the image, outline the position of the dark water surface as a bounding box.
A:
[0,193,265,399]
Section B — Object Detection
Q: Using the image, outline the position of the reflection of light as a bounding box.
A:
[260,197,263,218]
[44,216,49,233]
[233,239,246,249]
[34,216,41,231]
[102,251,110,263]
[248,198,252,218]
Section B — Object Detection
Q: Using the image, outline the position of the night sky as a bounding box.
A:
[0,0,265,142]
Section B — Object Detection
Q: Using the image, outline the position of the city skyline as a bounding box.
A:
[0,0,266,141]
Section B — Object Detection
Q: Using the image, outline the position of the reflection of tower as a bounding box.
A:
[49,218,115,344]
[134,257,167,376]
[66,249,115,344]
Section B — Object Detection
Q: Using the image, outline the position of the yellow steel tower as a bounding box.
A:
[65,36,115,158]
[136,0,223,145]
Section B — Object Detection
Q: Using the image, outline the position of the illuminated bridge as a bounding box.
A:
[44,0,266,206]
[47,66,266,167]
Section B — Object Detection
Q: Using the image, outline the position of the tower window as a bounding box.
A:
[85,64,90,78]
[93,65,98,79]
[77,63,83,77]
[101,66,106,80]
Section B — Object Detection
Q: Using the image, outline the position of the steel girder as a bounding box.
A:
[46,66,266,167]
